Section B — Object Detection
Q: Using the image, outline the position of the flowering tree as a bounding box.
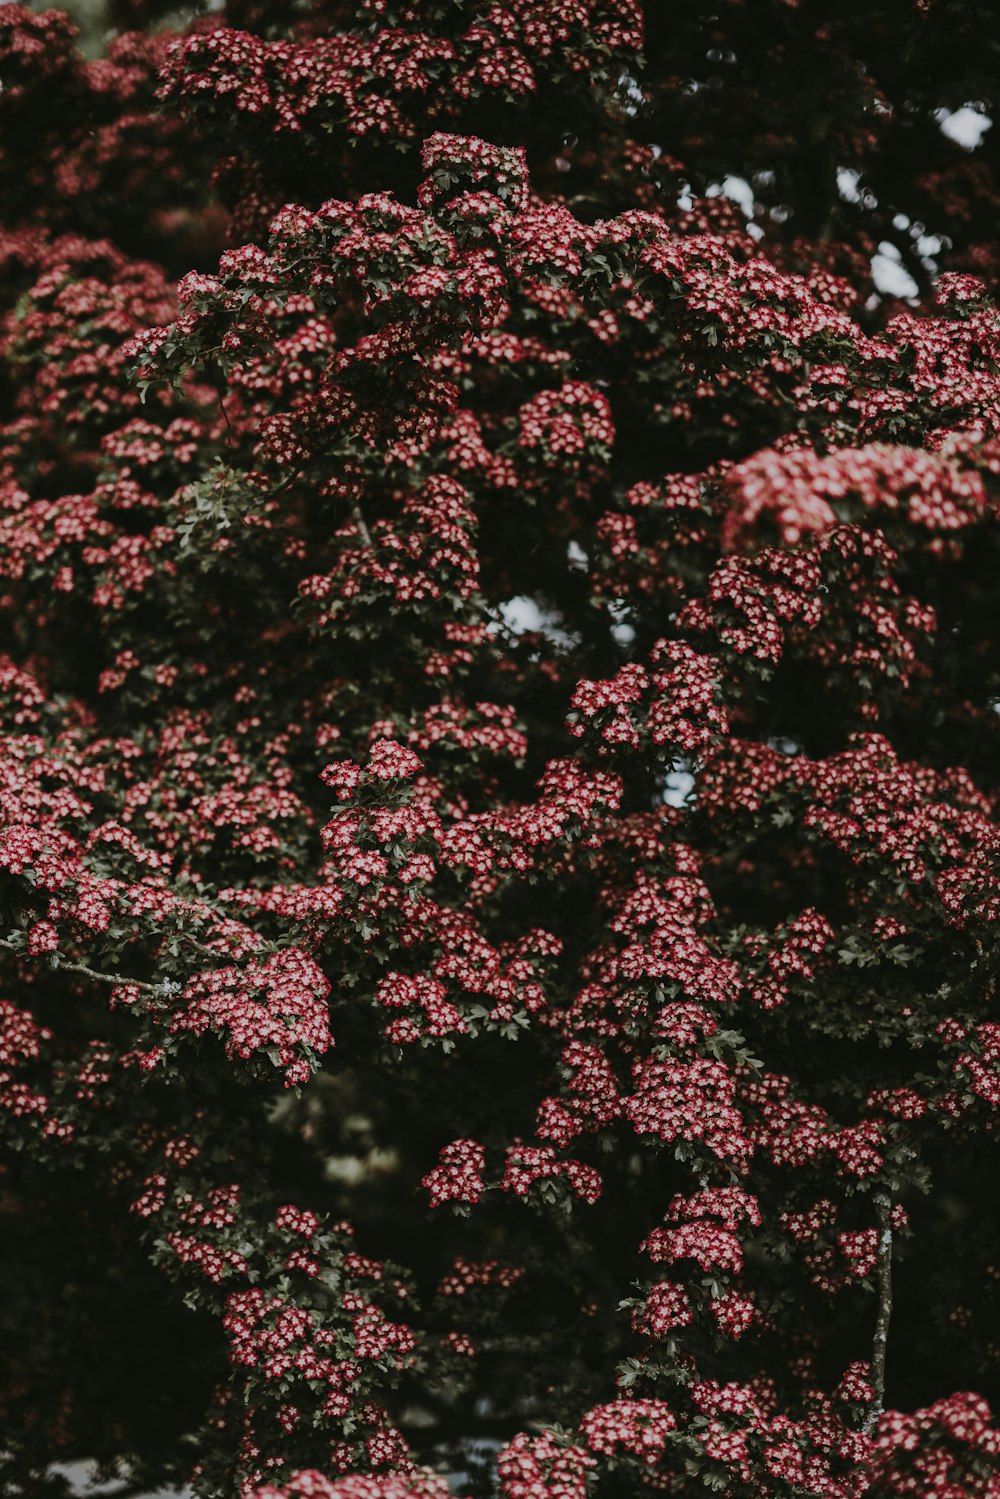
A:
[1,2,1000,1496]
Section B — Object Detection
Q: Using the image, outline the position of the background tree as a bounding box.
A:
[1,2,1000,1497]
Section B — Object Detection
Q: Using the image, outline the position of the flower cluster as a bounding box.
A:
[496,1433,595,1499]
[568,640,727,757]
[422,1139,486,1208]
[171,950,333,1087]
[501,1142,602,1205]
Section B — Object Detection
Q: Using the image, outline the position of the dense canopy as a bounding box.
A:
[1,2,1000,1497]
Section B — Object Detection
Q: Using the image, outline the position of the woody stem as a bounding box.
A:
[865,1191,893,1432]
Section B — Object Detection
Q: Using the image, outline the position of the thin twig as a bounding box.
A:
[943,940,1000,1008]
[217,389,234,449]
[97,1483,169,1499]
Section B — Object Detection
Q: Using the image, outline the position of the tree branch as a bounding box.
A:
[350,499,374,549]
[865,1191,893,1432]
[0,937,161,994]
